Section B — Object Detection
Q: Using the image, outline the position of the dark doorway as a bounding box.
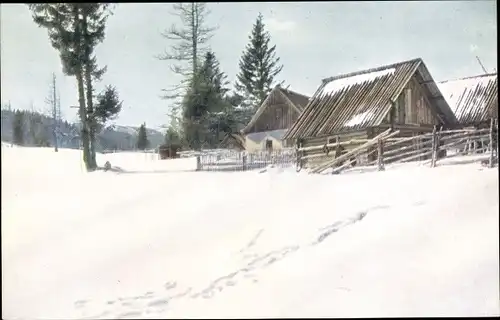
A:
[265,139,273,151]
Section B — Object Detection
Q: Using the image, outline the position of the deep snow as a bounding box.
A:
[2,145,499,319]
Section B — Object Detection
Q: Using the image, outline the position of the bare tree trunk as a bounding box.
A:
[191,3,198,78]
[86,72,97,169]
[51,73,59,152]
[76,71,92,171]
[73,6,92,171]
[82,11,98,169]
[85,66,97,168]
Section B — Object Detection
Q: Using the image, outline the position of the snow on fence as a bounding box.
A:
[298,119,498,174]
[196,148,297,172]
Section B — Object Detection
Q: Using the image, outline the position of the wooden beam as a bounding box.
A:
[377,138,385,171]
[489,118,495,168]
[311,129,399,174]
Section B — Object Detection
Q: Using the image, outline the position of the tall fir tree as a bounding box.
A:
[28,3,114,171]
[181,51,231,149]
[12,110,24,146]
[136,123,149,150]
[157,3,217,134]
[199,51,230,107]
[81,4,113,168]
[234,13,284,113]
[29,3,91,169]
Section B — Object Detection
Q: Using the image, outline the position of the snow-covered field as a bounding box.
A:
[2,145,499,319]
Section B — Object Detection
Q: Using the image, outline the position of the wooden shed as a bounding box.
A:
[158,144,181,159]
[283,58,458,167]
[241,85,310,152]
[438,73,498,129]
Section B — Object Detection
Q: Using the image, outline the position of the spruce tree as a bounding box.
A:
[235,13,284,112]
[93,85,123,130]
[28,3,114,171]
[137,123,149,150]
[182,51,231,149]
[81,4,113,168]
[12,111,24,146]
[29,4,91,168]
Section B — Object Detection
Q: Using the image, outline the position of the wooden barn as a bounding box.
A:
[241,85,310,152]
[438,73,498,129]
[283,58,458,167]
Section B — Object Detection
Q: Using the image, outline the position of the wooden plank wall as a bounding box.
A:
[385,76,440,126]
[246,93,301,133]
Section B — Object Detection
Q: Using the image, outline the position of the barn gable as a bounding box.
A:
[241,86,310,135]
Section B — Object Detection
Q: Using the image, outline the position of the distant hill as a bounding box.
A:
[1,109,165,151]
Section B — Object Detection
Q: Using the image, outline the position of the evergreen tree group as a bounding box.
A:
[12,111,25,146]
[25,4,286,159]
[158,5,284,150]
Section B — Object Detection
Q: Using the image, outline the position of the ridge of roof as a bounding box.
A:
[321,58,423,84]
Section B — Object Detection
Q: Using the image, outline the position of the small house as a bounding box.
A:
[241,85,310,152]
[283,58,458,167]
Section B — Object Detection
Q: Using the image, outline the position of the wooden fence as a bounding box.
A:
[190,119,498,174]
[196,149,297,172]
[297,119,498,174]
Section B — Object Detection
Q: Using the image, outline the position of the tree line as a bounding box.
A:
[3,108,74,148]
[27,3,283,170]
[4,107,153,152]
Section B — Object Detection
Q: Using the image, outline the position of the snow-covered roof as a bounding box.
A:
[284,58,457,140]
[320,68,396,99]
[438,73,498,125]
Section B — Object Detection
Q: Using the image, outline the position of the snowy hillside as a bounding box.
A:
[1,145,499,319]
[1,109,165,151]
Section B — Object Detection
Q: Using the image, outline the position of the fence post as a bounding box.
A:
[196,155,201,171]
[295,139,303,172]
[430,126,437,168]
[377,138,385,171]
[242,154,247,171]
[496,119,499,162]
[489,118,495,168]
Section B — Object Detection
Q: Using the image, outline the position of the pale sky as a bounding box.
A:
[1,1,497,129]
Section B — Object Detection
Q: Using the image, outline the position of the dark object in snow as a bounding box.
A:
[159,143,181,159]
[104,161,111,171]
[481,158,497,167]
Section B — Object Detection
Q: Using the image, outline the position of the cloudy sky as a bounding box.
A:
[1,1,497,129]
